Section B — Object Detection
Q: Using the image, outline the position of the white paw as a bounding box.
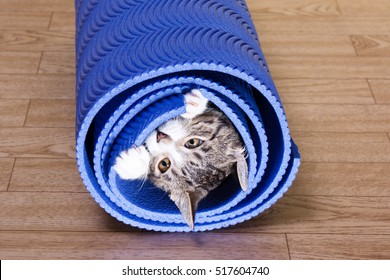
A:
[181,89,208,119]
[113,146,150,180]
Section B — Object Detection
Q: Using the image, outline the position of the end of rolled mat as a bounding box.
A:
[75,0,300,232]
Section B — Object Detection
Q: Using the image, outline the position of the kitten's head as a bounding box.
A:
[145,108,248,228]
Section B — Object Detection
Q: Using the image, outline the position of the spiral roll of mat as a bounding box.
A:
[75,0,301,232]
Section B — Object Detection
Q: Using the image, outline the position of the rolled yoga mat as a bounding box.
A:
[75,0,301,232]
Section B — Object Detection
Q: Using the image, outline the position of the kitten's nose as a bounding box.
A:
[156,131,167,143]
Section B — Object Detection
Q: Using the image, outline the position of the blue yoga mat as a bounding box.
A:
[75,0,301,232]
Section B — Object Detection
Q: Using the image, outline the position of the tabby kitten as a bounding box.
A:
[114,89,248,229]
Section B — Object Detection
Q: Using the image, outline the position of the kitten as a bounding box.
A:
[114,89,248,229]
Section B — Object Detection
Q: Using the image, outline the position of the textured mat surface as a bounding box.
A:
[75,0,301,232]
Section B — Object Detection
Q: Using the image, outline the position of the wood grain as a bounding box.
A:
[288,234,390,259]
[0,127,75,158]
[368,80,390,104]
[0,0,390,260]
[0,231,289,260]
[337,0,390,16]
[1,192,390,236]
[0,12,51,30]
[293,132,390,162]
[289,162,390,196]
[0,74,75,99]
[260,35,356,56]
[284,104,390,132]
[0,0,74,13]
[38,51,75,74]
[0,192,136,232]
[0,99,29,126]
[228,196,390,235]
[267,56,390,79]
[275,79,375,104]
[9,158,85,192]
[351,35,390,57]
[0,158,14,191]
[246,0,340,16]
[0,52,41,74]
[253,15,390,35]
[25,99,75,127]
[0,30,74,52]
[49,13,75,32]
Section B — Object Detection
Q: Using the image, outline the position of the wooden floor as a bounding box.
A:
[0,0,390,260]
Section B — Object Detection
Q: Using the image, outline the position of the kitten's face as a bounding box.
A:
[147,110,240,192]
[113,89,248,229]
[145,109,246,228]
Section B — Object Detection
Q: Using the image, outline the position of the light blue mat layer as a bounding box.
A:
[75,0,301,232]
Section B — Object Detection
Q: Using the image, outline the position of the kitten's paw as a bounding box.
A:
[181,89,208,119]
[113,146,150,180]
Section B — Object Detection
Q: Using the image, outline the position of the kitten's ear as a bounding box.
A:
[235,151,248,192]
[169,191,196,229]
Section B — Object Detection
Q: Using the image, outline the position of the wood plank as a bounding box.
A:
[284,104,390,132]
[351,35,390,57]
[229,196,390,235]
[0,12,50,30]
[0,30,74,52]
[0,231,289,260]
[289,162,390,196]
[49,12,75,32]
[38,51,75,74]
[246,0,340,16]
[267,56,390,79]
[368,80,390,104]
[275,79,375,104]
[292,132,390,163]
[25,99,75,128]
[2,192,390,236]
[0,0,389,262]
[260,35,356,56]
[0,0,74,13]
[0,158,14,191]
[0,127,75,158]
[0,192,136,232]
[0,99,29,127]
[288,234,390,259]
[337,0,390,16]
[0,52,41,74]
[9,158,85,193]
[253,16,390,36]
[0,74,75,100]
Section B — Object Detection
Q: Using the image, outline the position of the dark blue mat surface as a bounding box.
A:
[75,0,301,232]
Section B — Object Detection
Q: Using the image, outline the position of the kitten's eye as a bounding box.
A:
[158,157,171,173]
[184,138,204,149]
